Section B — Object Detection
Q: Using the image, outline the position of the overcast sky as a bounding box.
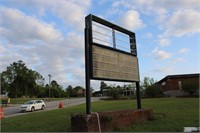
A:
[0,0,199,90]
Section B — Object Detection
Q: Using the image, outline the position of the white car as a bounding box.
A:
[20,100,46,112]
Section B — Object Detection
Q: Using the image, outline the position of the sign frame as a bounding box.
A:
[85,14,141,114]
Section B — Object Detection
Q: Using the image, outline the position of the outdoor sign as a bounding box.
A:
[85,14,141,114]
[92,45,139,81]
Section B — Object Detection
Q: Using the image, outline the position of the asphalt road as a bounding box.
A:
[4,97,100,118]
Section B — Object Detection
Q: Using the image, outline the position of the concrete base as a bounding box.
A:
[71,109,153,132]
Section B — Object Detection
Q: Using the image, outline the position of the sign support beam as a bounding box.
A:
[85,15,92,114]
[85,27,91,114]
[136,82,141,109]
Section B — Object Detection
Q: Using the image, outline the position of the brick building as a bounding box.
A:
[157,73,199,97]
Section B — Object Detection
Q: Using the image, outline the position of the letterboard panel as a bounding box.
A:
[92,45,139,81]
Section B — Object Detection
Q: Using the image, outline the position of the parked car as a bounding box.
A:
[20,100,46,112]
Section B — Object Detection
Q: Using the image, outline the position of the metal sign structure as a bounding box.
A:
[85,14,141,114]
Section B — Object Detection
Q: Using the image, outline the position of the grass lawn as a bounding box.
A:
[1,98,199,132]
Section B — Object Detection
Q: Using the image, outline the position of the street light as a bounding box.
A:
[48,74,52,100]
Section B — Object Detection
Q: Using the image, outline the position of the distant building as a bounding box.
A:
[157,73,199,97]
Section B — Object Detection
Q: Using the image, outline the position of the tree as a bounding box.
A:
[103,85,122,99]
[66,85,73,97]
[90,87,94,95]
[145,84,160,98]
[65,85,85,97]
[37,85,47,98]
[1,72,10,94]
[100,81,107,95]
[1,60,45,98]
[123,83,135,96]
[141,77,161,98]
[110,86,120,99]
[141,77,155,90]
[50,80,66,98]
[182,79,199,96]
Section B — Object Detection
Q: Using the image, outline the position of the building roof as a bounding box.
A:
[157,73,200,84]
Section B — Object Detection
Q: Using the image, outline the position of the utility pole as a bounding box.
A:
[48,74,52,100]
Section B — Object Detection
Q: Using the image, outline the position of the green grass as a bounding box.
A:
[1,98,199,132]
[114,98,199,132]
[1,105,85,132]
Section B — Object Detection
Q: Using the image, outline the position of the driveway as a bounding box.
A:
[3,97,100,118]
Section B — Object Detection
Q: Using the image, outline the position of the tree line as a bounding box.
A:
[99,78,162,99]
[0,60,85,98]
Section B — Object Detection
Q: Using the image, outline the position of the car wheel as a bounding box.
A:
[41,105,45,110]
[31,107,35,112]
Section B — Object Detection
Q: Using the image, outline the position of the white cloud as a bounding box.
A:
[158,38,170,47]
[134,0,199,15]
[30,32,85,85]
[141,1,200,38]
[112,0,199,15]
[171,58,185,63]
[0,44,5,53]
[2,0,91,31]
[0,44,26,72]
[154,66,173,74]
[0,7,62,44]
[155,0,199,11]
[51,1,89,31]
[163,9,200,37]
[119,10,145,30]
[112,0,126,8]
[0,7,85,86]
[152,47,172,60]
[145,32,153,38]
[178,48,189,54]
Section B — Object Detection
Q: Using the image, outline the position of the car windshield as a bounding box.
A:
[24,101,35,104]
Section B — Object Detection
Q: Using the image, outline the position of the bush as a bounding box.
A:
[182,79,199,96]
[145,84,162,98]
